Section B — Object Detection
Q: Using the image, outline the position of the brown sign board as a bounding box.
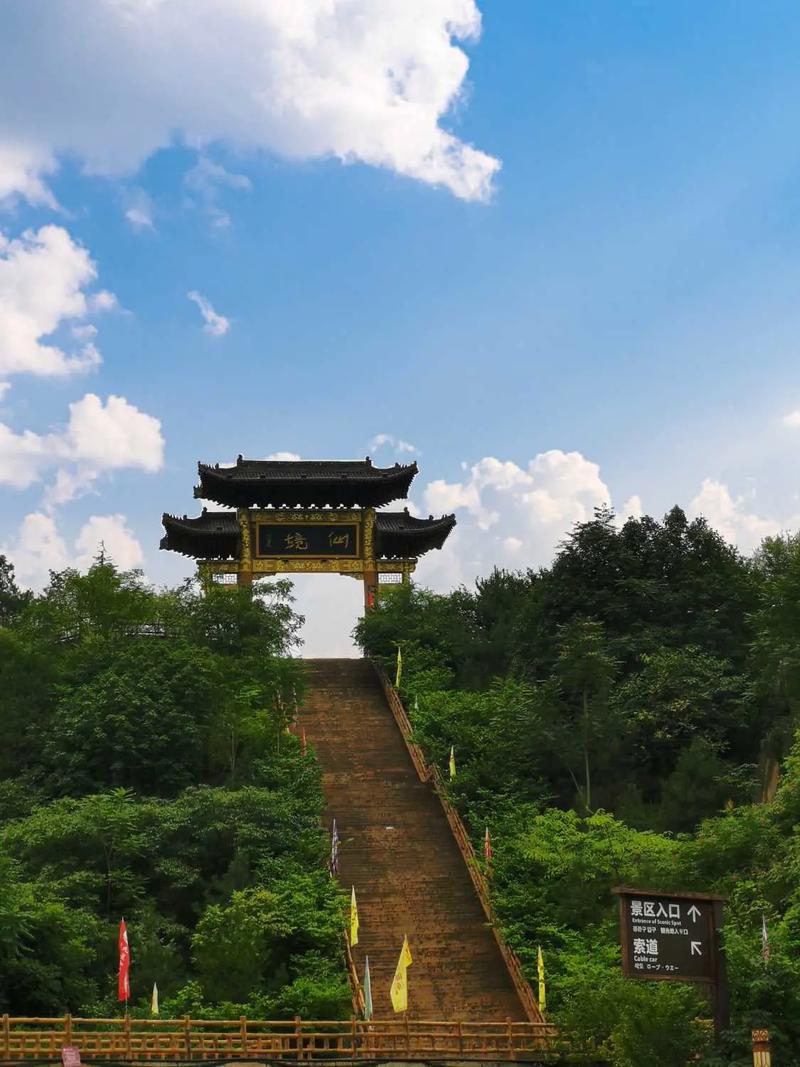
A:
[613,887,725,984]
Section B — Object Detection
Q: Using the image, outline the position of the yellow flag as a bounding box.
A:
[395,645,403,689]
[449,746,456,780]
[151,981,159,1016]
[390,935,413,1013]
[350,886,359,947]
[537,946,546,1014]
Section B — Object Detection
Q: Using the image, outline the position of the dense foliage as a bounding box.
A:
[355,506,800,1065]
[0,560,350,1019]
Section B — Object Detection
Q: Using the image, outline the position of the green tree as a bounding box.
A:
[554,618,617,813]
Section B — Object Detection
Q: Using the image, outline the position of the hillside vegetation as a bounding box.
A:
[356,506,800,1066]
[0,561,349,1019]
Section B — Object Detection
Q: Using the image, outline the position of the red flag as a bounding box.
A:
[118,919,130,1003]
[484,826,493,867]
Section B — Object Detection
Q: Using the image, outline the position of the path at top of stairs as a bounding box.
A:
[302,658,527,1021]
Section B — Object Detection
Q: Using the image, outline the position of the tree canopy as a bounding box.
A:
[0,560,349,1019]
[356,508,800,1064]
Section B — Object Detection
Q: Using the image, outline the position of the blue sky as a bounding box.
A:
[3,1,800,651]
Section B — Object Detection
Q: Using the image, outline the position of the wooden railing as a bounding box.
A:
[0,1016,564,1062]
[373,664,544,1025]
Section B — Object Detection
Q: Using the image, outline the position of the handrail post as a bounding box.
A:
[183,1016,191,1060]
[294,1016,302,1061]
[239,1016,248,1057]
[404,1013,410,1056]
[123,1013,132,1061]
[64,1014,72,1048]
[507,1017,516,1061]
[350,1015,357,1057]
[2,1014,9,1060]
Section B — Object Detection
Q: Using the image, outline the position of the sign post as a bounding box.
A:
[613,887,729,1036]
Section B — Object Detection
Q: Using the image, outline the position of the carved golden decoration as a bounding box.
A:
[362,507,375,563]
[198,557,416,582]
[251,509,362,524]
[195,506,418,590]
[237,507,252,579]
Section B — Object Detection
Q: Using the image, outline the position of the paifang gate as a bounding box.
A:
[160,456,456,607]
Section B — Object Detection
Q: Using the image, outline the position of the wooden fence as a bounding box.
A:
[0,1016,565,1062]
[372,665,544,1025]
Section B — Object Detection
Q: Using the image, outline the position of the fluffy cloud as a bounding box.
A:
[74,514,144,570]
[0,144,57,208]
[187,291,230,336]
[65,393,163,472]
[782,410,800,428]
[4,511,143,589]
[688,478,789,554]
[0,225,115,379]
[418,450,612,588]
[0,392,164,502]
[0,1,498,206]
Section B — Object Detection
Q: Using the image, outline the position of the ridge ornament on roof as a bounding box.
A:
[161,455,455,609]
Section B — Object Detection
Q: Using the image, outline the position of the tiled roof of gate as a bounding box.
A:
[194,457,417,508]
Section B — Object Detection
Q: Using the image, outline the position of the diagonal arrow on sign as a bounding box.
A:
[687,904,701,922]
[691,941,703,956]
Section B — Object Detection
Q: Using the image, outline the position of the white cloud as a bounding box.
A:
[0,225,113,379]
[65,392,163,471]
[3,513,70,587]
[0,392,164,502]
[420,450,613,587]
[0,1,499,206]
[782,410,800,428]
[184,157,251,229]
[4,511,143,589]
[688,478,788,554]
[90,289,119,313]
[124,187,155,231]
[74,514,144,570]
[0,144,57,209]
[264,451,302,461]
[614,494,644,527]
[370,433,419,457]
[187,290,230,336]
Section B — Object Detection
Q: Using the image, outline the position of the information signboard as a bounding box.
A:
[613,886,729,1034]
[618,890,717,980]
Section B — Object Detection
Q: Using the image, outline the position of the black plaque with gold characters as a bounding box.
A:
[256,522,359,558]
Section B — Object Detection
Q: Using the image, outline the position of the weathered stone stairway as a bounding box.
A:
[302,658,528,1021]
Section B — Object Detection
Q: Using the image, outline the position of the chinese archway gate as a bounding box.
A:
[160,456,455,607]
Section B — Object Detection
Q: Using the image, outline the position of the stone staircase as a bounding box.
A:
[302,658,528,1021]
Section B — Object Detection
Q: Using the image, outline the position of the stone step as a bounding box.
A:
[301,657,527,1022]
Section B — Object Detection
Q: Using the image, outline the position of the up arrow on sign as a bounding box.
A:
[691,941,703,956]
[688,904,702,922]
